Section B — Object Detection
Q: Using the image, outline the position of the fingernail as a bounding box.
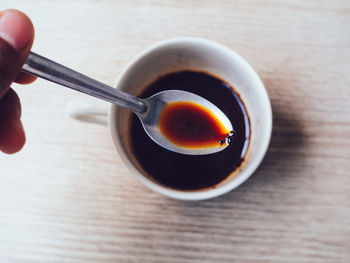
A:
[0,10,33,51]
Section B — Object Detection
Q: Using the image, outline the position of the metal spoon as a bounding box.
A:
[22,52,233,155]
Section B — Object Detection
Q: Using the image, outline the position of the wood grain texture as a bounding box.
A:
[1,0,349,262]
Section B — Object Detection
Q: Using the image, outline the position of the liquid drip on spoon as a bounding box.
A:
[218,130,236,145]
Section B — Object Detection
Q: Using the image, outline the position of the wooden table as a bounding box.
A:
[1,1,349,262]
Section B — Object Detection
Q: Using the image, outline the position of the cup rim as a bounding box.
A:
[109,37,272,201]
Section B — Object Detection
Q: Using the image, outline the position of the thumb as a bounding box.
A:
[0,9,34,98]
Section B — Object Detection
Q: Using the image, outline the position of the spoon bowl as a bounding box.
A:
[140,89,233,155]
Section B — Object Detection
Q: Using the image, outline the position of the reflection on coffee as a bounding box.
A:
[129,70,250,191]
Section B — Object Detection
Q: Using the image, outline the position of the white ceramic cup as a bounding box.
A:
[68,37,272,201]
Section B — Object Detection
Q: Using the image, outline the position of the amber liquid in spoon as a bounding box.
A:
[159,101,233,148]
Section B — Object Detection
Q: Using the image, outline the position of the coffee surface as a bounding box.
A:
[129,70,250,190]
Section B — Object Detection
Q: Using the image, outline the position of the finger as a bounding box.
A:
[0,117,25,154]
[0,88,21,119]
[0,88,25,154]
[0,9,35,98]
[15,72,37,84]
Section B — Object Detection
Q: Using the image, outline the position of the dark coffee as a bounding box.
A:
[129,70,250,190]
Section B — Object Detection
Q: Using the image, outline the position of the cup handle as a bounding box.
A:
[66,98,108,126]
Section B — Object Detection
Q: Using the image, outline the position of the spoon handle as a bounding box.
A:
[21,52,146,114]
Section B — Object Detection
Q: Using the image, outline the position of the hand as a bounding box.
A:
[0,9,35,154]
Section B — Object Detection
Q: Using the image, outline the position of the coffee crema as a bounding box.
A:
[129,70,250,191]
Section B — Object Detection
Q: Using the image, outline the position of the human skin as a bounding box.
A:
[0,9,36,154]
